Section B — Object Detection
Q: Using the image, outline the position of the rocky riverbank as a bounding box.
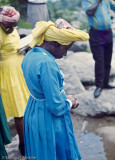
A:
[7,113,115,160]
[5,26,115,159]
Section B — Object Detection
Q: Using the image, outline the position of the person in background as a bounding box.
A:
[21,19,89,159]
[0,95,11,160]
[25,0,49,28]
[0,6,29,155]
[82,0,115,98]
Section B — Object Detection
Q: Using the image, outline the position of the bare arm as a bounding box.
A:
[86,0,103,16]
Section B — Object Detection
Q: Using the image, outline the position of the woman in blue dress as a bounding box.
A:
[22,19,89,159]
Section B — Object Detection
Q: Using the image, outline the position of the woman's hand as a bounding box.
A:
[98,0,103,3]
[18,45,31,55]
[67,95,79,109]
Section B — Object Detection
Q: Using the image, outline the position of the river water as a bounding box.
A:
[71,113,115,160]
[84,116,115,160]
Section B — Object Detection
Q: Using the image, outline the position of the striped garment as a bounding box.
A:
[82,0,115,30]
[0,6,20,24]
[28,0,47,3]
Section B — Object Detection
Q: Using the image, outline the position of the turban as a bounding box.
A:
[0,6,20,24]
[30,19,89,48]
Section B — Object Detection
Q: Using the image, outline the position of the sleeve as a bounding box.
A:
[110,0,115,11]
[40,61,71,116]
[82,0,92,12]
[67,99,72,108]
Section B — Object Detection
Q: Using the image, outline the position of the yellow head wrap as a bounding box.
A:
[30,20,89,48]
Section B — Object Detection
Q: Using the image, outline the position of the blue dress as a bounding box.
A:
[21,47,81,160]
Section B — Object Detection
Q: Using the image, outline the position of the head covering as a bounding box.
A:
[30,19,89,48]
[55,18,73,29]
[0,6,20,24]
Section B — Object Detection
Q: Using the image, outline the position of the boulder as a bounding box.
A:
[56,57,85,95]
[18,28,32,37]
[65,52,115,85]
[73,88,115,116]
[71,21,81,29]
[69,41,88,52]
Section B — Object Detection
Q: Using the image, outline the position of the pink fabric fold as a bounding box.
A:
[0,6,20,24]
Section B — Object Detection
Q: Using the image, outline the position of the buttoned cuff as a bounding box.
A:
[67,99,72,109]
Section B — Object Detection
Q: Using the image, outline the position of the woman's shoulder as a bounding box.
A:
[0,27,19,39]
[12,29,20,39]
[0,27,6,37]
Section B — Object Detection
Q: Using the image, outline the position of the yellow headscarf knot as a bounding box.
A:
[30,20,89,48]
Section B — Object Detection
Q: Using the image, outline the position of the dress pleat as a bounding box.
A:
[24,98,33,157]
[29,100,36,156]
[32,103,40,158]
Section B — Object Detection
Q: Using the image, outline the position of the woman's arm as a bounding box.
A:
[40,61,73,116]
[86,0,102,16]
[82,0,103,16]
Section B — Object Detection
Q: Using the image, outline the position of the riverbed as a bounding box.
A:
[71,112,115,160]
[6,113,115,160]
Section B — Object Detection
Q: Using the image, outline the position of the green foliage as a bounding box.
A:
[80,20,89,32]
[0,0,28,28]
[18,19,32,29]
[0,0,88,31]
[0,0,10,6]
[47,0,81,22]
[61,0,81,8]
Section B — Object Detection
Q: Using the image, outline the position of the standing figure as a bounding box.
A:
[0,6,29,155]
[82,0,115,98]
[26,0,49,28]
[21,19,89,159]
[0,96,11,160]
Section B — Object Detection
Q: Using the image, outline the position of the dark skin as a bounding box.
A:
[86,0,103,16]
[40,41,79,109]
[40,41,73,59]
[0,22,24,153]
[0,22,18,34]
[14,117,24,144]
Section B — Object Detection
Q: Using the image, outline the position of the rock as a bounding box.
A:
[56,57,85,95]
[77,10,87,21]
[96,126,115,143]
[6,135,22,158]
[73,88,115,116]
[18,28,32,37]
[7,117,14,127]
[69,41,88,52]
[71,21,81,29]
[65,52,115,85]
[81,121,88,132]
[96,126,115,159]
[78,133,106,160]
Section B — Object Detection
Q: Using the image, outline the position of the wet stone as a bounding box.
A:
[78,132,106,160]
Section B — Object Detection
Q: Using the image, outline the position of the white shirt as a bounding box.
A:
[28,0,47,3]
